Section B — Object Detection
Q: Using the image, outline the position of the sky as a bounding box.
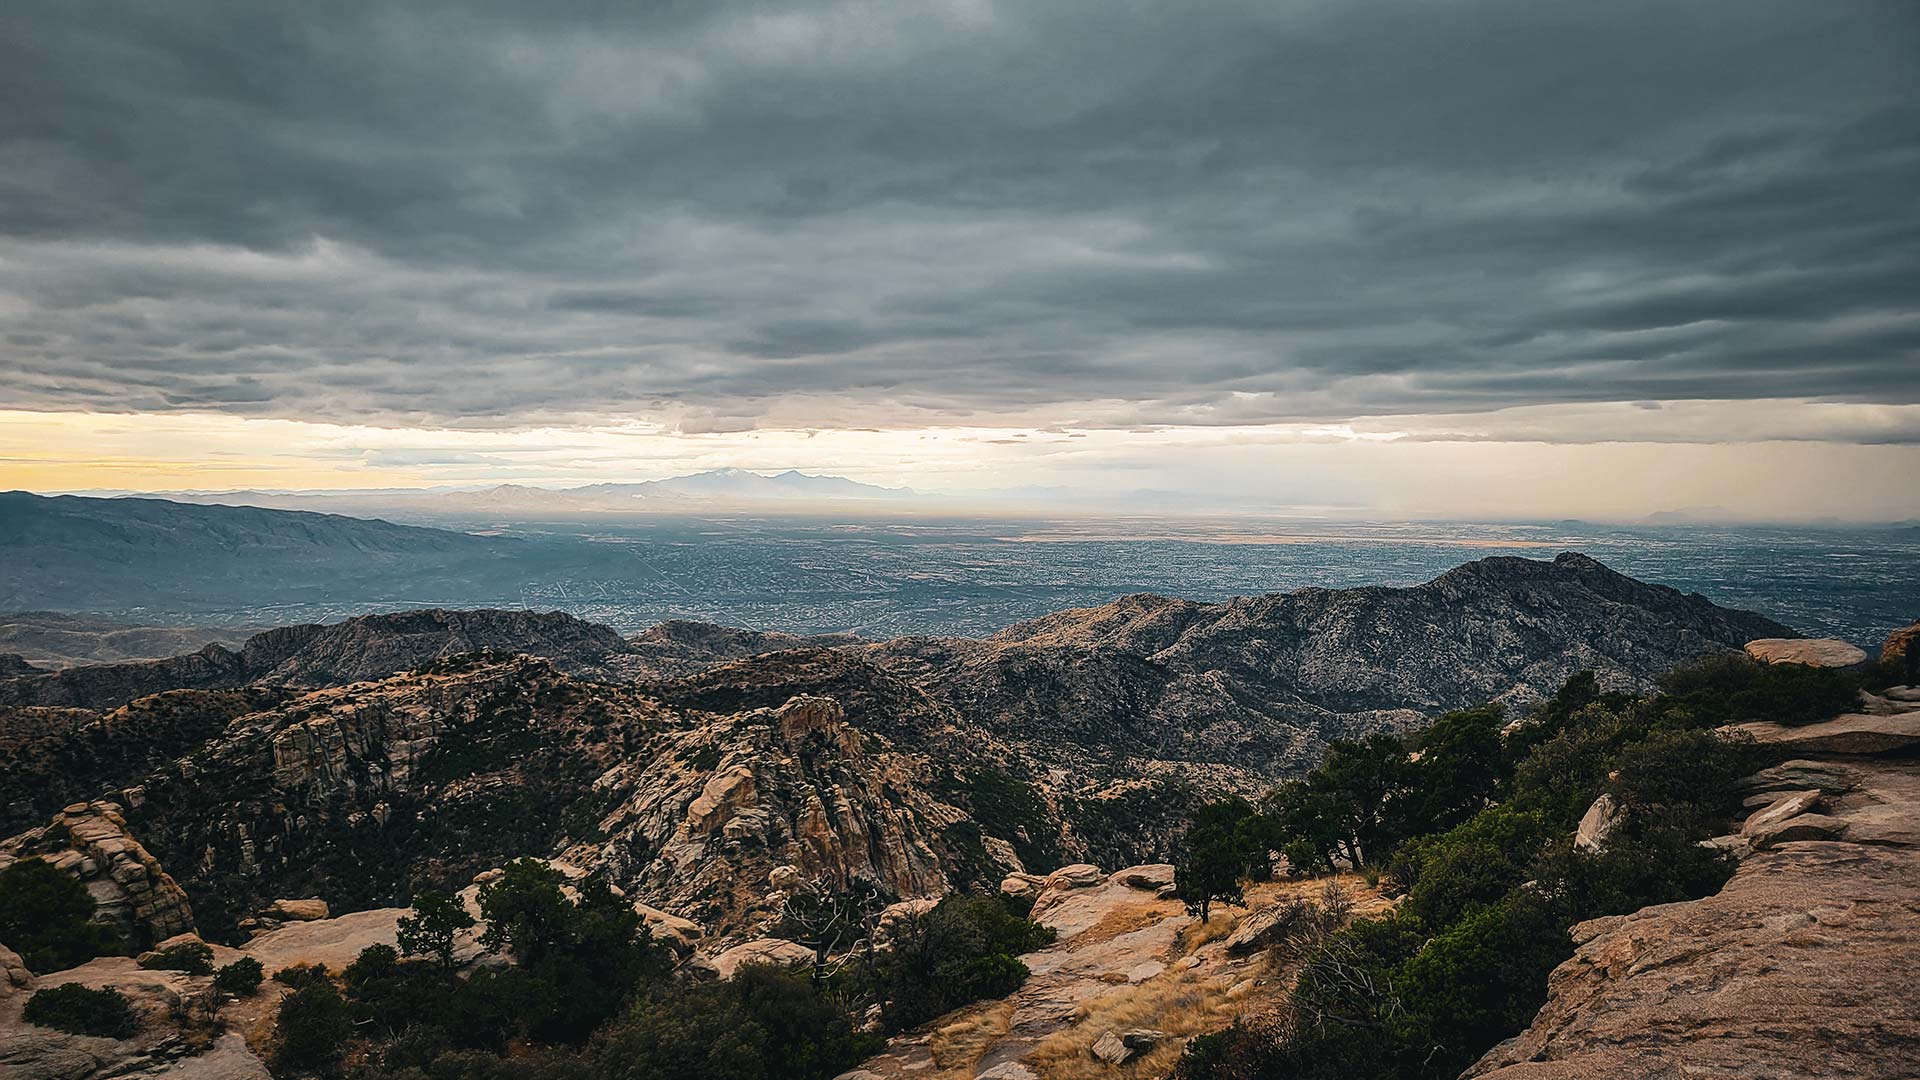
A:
[1,0,1917,521]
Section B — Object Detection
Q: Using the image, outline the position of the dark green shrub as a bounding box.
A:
[870,894,1052,1031]
[139,939,213,974]
[23,982,138,1038]
[591,964,880,1080]
[1655,653,1859,727]
[1176,797,1263,923]
[397,891,475,969]
[214,956,264,996]
[1397,805,1550,928]
[273,962,333,990]
[1606,728,1761,835]
[0,858,123,972]
[275,980,353,1072]
[1395,891,1571,1074]
[1534,829,1736,923]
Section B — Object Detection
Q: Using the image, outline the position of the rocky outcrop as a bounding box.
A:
[712,937,816,978]
[1572,794,1620,853]
[0,801,195,947]
[577,690,966,936]
[843,872,1392,1080]
[617,621,863,679]
[1744,637,1868,667]
[1728,709,1920,755]
[0,944,30,1000]
[1468,691,1920,1080]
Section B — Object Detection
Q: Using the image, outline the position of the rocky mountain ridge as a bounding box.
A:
[0,553,1793,953]
[0,608,628,711]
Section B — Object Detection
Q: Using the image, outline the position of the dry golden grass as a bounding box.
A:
[1024,967,1244,1080]
[928,998,1017,1077]
[1072,900,1175,949]
[1175,908,1237,952]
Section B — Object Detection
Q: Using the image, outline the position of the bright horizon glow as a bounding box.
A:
[4,406,1917,525]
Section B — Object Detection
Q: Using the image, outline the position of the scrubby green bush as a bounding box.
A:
[1655,652,1859,727]
[0,858,123,972]
[214,956,264,996]
[1395,805,1549,928]
[867,893,1053,1031]
[396,891,475,970]
[1177,797,1264,923]
[275,980,353,1072]
[139,939,214,974]
[273,961,333,990]
[591,964,882,1080]
[22,982,138,1038]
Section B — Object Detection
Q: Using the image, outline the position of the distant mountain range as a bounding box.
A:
[137,468,916,521]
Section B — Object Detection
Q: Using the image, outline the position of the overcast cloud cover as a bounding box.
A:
[1,0,1917,511]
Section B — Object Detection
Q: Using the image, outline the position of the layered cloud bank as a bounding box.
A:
[0,1,1915,518]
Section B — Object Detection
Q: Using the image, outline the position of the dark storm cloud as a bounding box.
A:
[0,0,1915,434]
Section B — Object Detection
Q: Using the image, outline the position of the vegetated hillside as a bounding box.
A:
[0,553,1792,951]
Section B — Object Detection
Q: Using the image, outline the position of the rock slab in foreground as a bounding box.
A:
[1467,758,1920,1080]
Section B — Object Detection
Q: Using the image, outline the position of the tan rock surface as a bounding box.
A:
[1729,710,1920,755]
[711,937,816,979]
[238,906,407,975]
[0,953,268,1080]
[1881,620,1920,681]
[839,874,1389,1080]
[267,897,329,921]
[1744,637,1868,667]
[0,801,195,947]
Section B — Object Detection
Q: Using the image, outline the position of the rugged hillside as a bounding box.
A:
[0,552,1792,951]
[40,655,993,944]
[0,608,626,709]
[986,552,1791,712]
[0,688,289,833]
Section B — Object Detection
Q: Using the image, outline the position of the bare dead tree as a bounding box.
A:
[777,875,886,985]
